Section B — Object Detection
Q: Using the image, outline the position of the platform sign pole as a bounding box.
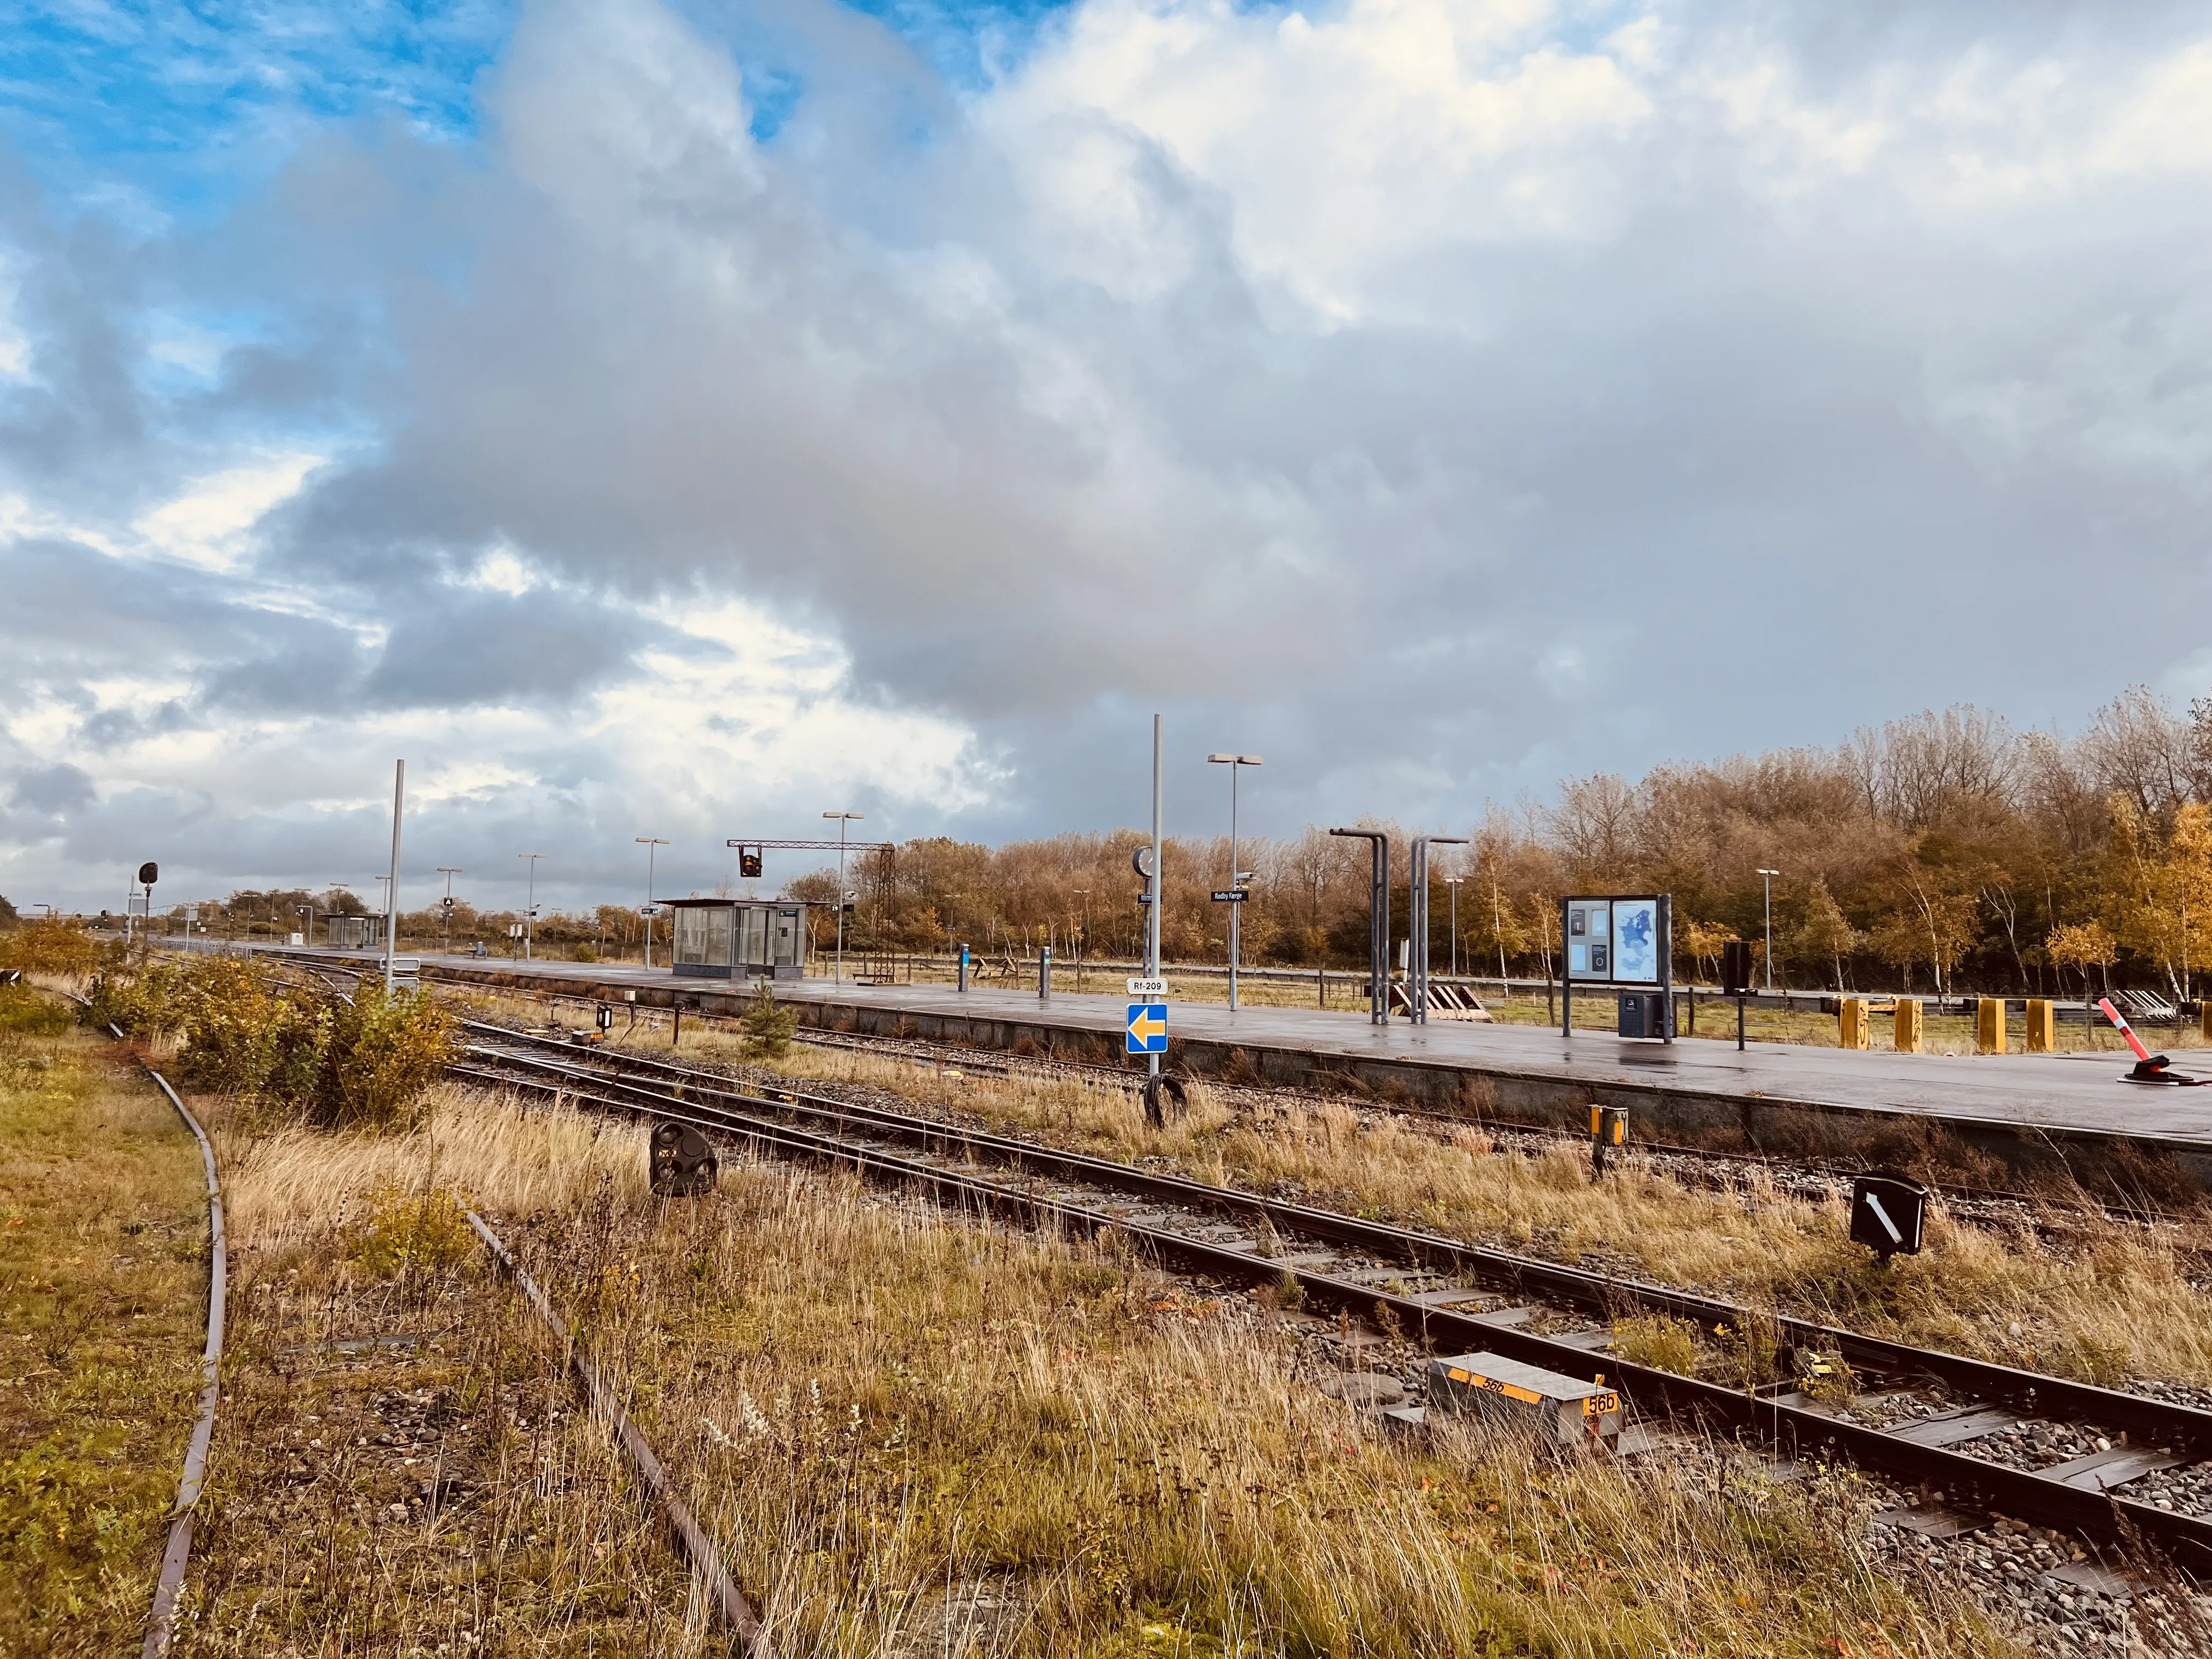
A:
[1660,894,1674,1045]
[1560,897,1571,1040]
[1147,714,1163,1090]
[385,760,404,994]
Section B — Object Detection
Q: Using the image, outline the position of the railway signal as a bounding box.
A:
[1849,1173,1927,1263]
[650,1121,719,1197]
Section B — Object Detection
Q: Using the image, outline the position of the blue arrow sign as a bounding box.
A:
[1126,1003,1169,1054]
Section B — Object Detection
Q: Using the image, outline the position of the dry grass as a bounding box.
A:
[490,1103,2023,1658]
[0,1015,208,1655]
[170,1085,716,1655]
[462,992,2212,1393]
[116,1050,2027,1655]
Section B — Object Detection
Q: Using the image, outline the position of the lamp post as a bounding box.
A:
[520,854,546,961]
[1073,890,1090,991]
[1205,754,1262,1010]
[635,838,668,969]
[1756,868,1781,992]
[822,812,865,984]
[1442,877,1465,978]
[436,868,462,955]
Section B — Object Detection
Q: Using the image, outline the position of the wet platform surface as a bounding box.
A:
[352,949,2212,1146]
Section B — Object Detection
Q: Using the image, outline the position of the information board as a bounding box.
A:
[1564,895,1667,985]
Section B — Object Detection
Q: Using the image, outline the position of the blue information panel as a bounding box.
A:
[1126,1003,1169,1054]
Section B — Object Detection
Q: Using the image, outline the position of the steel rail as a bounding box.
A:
[460,1024,2212,1457]
[464,1210,772,1654]
[137,1058,227,1659]
[449,1046,2212,1568]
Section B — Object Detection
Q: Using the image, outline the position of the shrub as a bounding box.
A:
[343,1180,479,1277]
[0,984,71,1036]
[740,985,799,1059]
[310,980,458,1132]
[1611,1314,1701,1376]
[4,917,101,978]
[574,944,597,962]
[80,963,189,1038]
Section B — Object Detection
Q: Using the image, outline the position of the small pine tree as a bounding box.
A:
[740,984,799,1059]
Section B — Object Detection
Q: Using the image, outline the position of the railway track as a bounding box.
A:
[447,978,2203,1230]
[451,1017,2212,1572]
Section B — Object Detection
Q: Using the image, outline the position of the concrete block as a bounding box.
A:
[1894,998,1923,1054]
[1838,997,1870,1049]
[1976,997,2005,1055]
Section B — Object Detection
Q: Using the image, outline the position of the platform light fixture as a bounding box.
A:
[1205,754,1262,1010]
[822,812,865,983]
[636,838,669,969]
[1756,868,1781,991]
[519,854,546,960]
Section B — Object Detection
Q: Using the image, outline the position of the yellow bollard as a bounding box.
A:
[1838,997,1869,1049]
[1976,997,2006,1054]
[2025,1000,2056,1053]
[2203,1000,2212,1044]
[1895,999,1923,1053]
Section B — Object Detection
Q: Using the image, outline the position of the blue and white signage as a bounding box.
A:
[1126,1003,1169,1054]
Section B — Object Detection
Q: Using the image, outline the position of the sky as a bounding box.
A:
[3,0,2211,914]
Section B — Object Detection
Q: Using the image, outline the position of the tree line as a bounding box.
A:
[802,690,2212,999]
[26,687,2211,998]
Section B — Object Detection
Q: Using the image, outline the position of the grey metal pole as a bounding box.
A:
[1228,764,1239,1012]
[1561,896,1572,1039]
[1757,868,1780,991]
[384,759,404,993]
[1328,828,1389,1025]
[1407,836,1466,1025]
[1148,714,1163,1087]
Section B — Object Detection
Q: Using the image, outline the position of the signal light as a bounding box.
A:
[738,845,763,879]
[650,1121,719,1197]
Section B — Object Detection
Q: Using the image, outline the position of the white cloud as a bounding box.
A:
[131,453,325,573]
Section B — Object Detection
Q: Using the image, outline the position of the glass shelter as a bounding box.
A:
[667,899,812,980]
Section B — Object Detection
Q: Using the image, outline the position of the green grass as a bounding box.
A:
[0,1016,208,1655]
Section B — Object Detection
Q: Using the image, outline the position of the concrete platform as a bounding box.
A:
[308,948,2212,1195]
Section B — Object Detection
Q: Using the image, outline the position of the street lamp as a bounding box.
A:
[1442,877,1464,977]
[1073,889,1090,991]
[636,838,669,969]
[1205,754,1262,1010]
[822,812,865,983]
[436,868,462,955]
[1756,869,1781,992]
[519,854,546,960]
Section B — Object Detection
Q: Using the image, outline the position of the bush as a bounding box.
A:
[79,957,455,1131]
[1611,1314,1701,1376]
[343,1180,479,1277]
[574,944,597,962]
[310,979,458,1132]
[740,985,799,1059]
[4,917,101,979]
[0,985,71,1036]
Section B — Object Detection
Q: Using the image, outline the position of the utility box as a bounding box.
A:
[1976,998,2006,1054]
[650,1121,719,1197]
[1838,998,1870,1049]
[1849,1172,1927,1260]
[2025,1000,2056,1053]
[1895,999,1923,1054]
[1617,991,1671,1039]
[1427,1352,1621,1446]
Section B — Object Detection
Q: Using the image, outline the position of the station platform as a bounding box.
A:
[304,948,2212,1191]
